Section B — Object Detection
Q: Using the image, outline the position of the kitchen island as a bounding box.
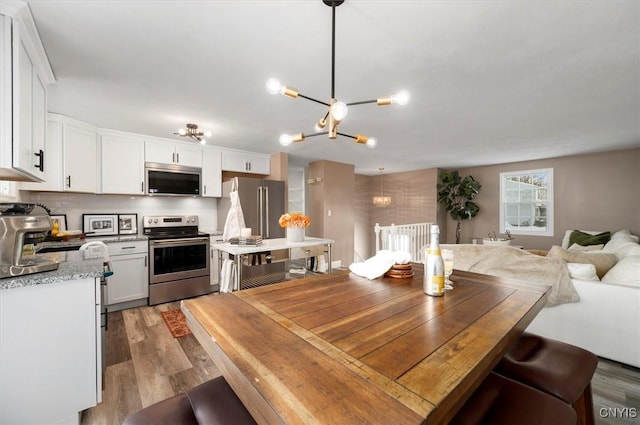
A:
[211,237,334,291]
[0,250,104,425]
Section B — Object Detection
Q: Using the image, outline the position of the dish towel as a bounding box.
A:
[349,250,411,280]
[220,259,235,293]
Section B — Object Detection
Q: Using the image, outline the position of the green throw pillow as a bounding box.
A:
[569,230,611,247]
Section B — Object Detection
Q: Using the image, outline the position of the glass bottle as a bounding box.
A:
[424,224,445,297]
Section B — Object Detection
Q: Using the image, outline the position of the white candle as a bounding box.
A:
[240,228,251,237]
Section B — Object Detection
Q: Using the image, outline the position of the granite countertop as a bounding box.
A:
[36,234,148,252]
[0,250,105,290]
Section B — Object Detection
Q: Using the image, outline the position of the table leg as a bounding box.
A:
[236,254,243,291]
[327,243,332,273]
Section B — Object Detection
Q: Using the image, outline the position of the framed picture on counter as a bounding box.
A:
[83,214,118,236]
[49,214,67,232]
[118,213,138,235]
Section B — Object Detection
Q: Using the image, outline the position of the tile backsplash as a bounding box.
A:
[22,191,219,233]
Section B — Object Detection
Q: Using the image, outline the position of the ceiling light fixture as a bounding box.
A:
[174,123,212,145]
[372,167,391,207]
[267,0,410,148]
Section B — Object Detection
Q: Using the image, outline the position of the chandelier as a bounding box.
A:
[174,123,211,145]
[372,167,391,207]
[266,0,410,148]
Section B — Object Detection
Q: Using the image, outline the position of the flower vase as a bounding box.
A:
[286,226,304,242]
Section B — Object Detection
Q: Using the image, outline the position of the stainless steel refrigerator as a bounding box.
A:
[218,178,285,239]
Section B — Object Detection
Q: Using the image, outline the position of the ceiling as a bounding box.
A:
[26,0,639,175]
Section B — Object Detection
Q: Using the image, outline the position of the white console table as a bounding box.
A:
[211,237,334,291]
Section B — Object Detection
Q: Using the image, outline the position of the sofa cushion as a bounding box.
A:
[603,231,640,260]
[566,263,599,281]
[568,243,604,252]
[561,230,603,249]
[569,230,611,247]
[601,255,640,287]
[547,246,617,279]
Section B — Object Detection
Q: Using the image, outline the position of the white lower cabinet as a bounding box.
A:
[210,235,223,287]
[0,277,101,425]
[107,241,148,306]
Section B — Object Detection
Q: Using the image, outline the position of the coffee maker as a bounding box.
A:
[0,203,59,279]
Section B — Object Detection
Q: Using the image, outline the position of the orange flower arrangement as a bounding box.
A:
[279,212,310,228]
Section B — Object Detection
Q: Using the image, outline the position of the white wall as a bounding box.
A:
[21,191,219,233]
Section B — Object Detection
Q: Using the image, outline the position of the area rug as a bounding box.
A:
[160,309,192,338]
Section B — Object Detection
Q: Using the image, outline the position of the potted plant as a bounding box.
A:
[437,170,482,244]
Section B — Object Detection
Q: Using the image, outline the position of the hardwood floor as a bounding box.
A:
[82,295,640,425]
[81,299,221,425]
[592,359,640,425]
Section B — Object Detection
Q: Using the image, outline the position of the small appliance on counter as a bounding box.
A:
[0,203,59,278]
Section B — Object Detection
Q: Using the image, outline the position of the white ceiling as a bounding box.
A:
[26,0,640,175]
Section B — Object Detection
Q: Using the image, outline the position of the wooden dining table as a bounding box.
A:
[181,265,550,425]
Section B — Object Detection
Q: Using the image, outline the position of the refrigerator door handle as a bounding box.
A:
[258,186,264,236]
[265,186,270,238]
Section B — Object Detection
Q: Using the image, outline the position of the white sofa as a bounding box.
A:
[526,229,640,368]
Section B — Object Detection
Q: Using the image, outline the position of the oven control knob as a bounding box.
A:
[153,219,158,224]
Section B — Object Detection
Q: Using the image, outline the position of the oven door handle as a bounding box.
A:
[150,237,209,246]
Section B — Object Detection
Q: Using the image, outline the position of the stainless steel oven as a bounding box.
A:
[144,215,210,305]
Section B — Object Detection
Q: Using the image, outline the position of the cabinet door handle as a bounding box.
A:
[121,246,136,250]
[176,152,180,163]
[144,255,147,267]
[34,149,44,172]
[66,175,71,188]
[141,181,144,193]
[204,185,207,195]
[172,152,175,163]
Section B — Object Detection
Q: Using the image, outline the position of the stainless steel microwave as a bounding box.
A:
[145,162,201,196]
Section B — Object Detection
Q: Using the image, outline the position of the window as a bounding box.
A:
[500,168,553,236]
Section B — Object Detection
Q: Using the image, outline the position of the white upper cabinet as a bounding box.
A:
[100,131,145,195]
[145,140,202,168]
[221,149,270,174]
[202,147,222,198]
[62,118,98,193]
[21,114,97,193]
[0,5,55,182]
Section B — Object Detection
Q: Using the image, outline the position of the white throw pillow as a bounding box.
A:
[566,262,600,281]
[601,255,640,286]
[568,243,604,252]
[610,229,640,243]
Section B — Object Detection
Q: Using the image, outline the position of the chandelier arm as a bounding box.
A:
[336,131,357,139]
[346,99,378,106]
[298,93,330,107]
[305,131,329,138]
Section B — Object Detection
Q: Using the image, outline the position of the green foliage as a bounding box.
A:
[437,170,481,222]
